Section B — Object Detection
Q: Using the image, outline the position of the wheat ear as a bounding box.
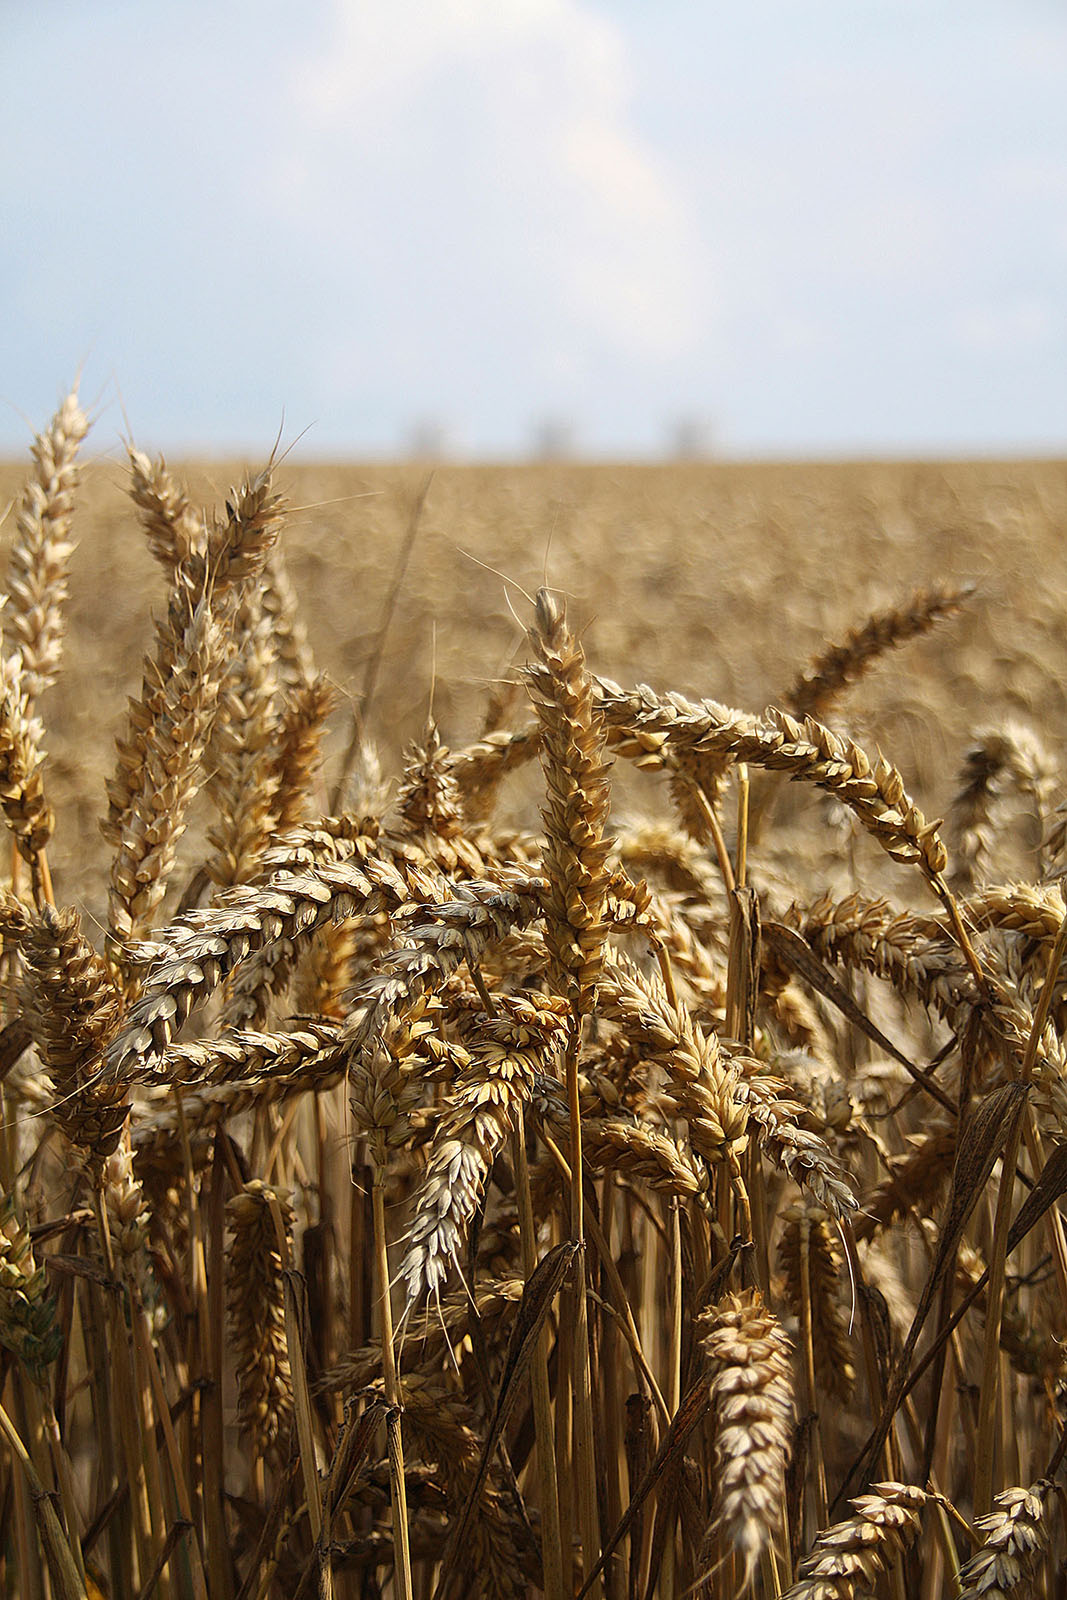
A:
[5,387,89,704]
[955,1481,1051,1598]
[736,1071,857,1220]
[399,992,566,1306]
[226,1181,294,1470]
[782,1483,929,1599]
[698,1288,794,1593]
[104,459,284,888]
[204,588,283,889]
[0,1194,62,1386]
[14,900,127,1167]
[778,1200,855,1403]
[951,722,1059,887]
[600,958,748,1162]
[596,681,948,881]
[784,582,973,721]
[105,599,229,948]
[340,872,546,1055]
[453,726,541,822]
[0,651,54,879]
[853,1125,957,1241]
[126,447,205,573]
[107,840,405,1075]
[259,544,316,691]
[272,674,335,831]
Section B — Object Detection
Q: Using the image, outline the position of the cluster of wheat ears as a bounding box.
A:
[0,390,1065,1600]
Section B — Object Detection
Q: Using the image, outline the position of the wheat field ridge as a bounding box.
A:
[1,392,1067,1599]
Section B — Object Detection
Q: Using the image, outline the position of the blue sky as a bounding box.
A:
[2,1,1065,457]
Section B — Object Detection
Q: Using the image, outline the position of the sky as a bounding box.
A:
[2,0,1066,458]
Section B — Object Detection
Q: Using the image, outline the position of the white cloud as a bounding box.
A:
[284,0,704,366]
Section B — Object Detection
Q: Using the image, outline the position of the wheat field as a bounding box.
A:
[1,394,1066,1599]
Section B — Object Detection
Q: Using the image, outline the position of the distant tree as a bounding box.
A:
[669,415,717,460]
[406,419,454,459]
[531,417,577,460]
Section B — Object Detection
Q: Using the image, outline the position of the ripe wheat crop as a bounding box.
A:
[0,391,1066,1598]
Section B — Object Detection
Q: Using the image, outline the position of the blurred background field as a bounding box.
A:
[1,453,1064,918]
